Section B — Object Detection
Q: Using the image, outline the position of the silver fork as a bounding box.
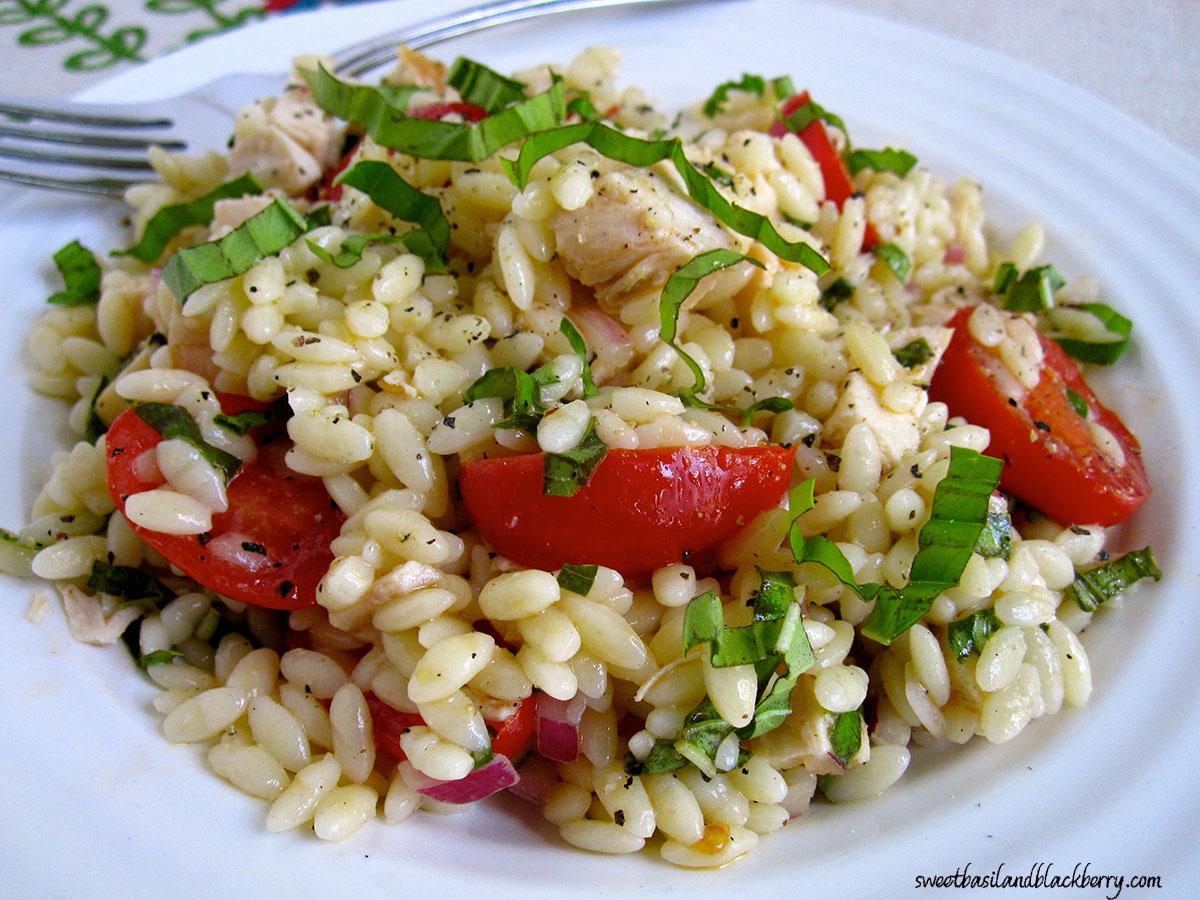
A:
[0,0,698,197]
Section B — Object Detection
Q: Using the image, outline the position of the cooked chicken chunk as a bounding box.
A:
[549,168,735,309]
[227,85,345,194]
[824,371,923,468]
[268,85,346,172]
[749,677,869,775]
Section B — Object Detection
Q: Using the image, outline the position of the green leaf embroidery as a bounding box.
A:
[3,0,145,70]
[143,0,263,45]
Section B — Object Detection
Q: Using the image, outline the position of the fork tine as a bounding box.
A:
[0,145,156,171]
[0,99,171,130]
[0,0,697,199]
[0,169,136,197]
[0,122,185,152]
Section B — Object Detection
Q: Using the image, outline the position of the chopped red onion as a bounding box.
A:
[507,755,561,806]
[401,756,519,804]
[536,692,586,762]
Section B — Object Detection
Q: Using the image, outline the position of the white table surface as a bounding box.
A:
[837,0,1200,160]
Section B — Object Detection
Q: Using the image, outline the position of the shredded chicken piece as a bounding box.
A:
[749,677,869,775]
[268,85,346,172]
[325,559,442,634]
[227,85,344,194]
[58,585,144,646]
[211,195,274,237]
[549,168,734,310]
[823,371,923,468]
[388,46,449,91]
[228,124,323,195]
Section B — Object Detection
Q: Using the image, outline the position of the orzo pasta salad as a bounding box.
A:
[7,46,1161,867]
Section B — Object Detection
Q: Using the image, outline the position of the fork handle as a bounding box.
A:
[332,0,706,78]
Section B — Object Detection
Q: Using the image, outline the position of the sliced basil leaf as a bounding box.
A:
[892,337,934,369]
[559,316,599,399]
[874,242,912,284]
[660,249,765,401]
[787,479,861,588]
[1065,546,1161,612]
[861,447,1004,644]
[678,572,814,755]
[654,251,792,422]
[740,602,814,739]
[87,560,174,603]
[702,73,766,117]
[83,375,110,444]
[116,173,264,264]
[212,395,292,436]
[845,147,917,177]
[998,263,1064,312]
[133,402,242,482]
[557,563,599,597]
[446,56,528,113]
[974,494,1012,560]
[0,528,41,579]
[674,698,735,777]
[161,198,310,304]
[819,277,854,312]
[1044,302,1133,365]
[1066,387,1089,418]
[565,92,601,121]
[138,649,183,669]
[624,739,686,776]
[788,451,1003,645]
[683,590,768,666]
[752,569,796,620]
[501,121,830,275]
[464,365,551,433]
[828,708,864,767]
[779,97,848,139]
[702,162,735,188]
[301,65,567,161]
[47,239,102,307]
[993,261,1018,294]
[947,608,1002,662]
[769,76,796,100]
[542,419,608,497]
[306,204,333,229]
[306,233,401,268]
[741,396,794,424]
[334,160,450,269]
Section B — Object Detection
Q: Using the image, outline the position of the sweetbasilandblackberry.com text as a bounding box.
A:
[914,862,1162,898]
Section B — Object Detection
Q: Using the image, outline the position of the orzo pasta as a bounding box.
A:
[6,45,1160,868]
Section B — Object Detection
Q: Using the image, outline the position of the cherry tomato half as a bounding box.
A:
[105,397,345,610]
[459,444,796,577]
[928,306,1150,526]
[769,92,880,251]
[365,691,536,763]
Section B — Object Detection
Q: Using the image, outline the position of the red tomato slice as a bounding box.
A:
[770,92,880,251]
[365,691,536,763]
[489,691,537,760]
[458,444,796,577]
[408,101,490,123]
[105,397,345,610]
[363,692,425,761]
[317,140,360,202]
[928,306,1150,526]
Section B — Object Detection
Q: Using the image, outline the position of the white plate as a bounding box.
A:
[3,1,1199,896]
